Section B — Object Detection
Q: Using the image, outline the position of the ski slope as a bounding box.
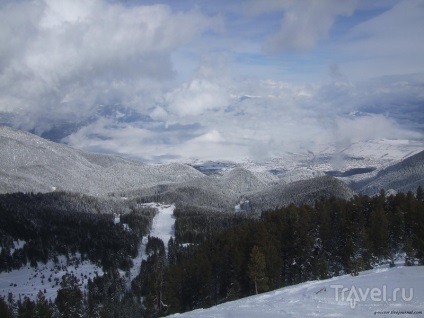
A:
[147,203,176,248]
[170,265,424,318]
[129,203,176,280]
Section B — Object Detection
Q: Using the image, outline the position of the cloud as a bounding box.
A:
[0,0,222,131]
[192,130,223,143]
[61,75,424,162]
[245,0,358,53]
[166,78,230,116]
[333,114,421,144]
[1,0,423,163]
[340,0,424,79]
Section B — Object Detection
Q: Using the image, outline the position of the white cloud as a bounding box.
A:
[333,114,421,144]
[1,0,423,163]
[192,130,223,143]
[340,0,424,79]
[62,76,423,162]
[245,0,358,53]
[0,0,222,130]
[166,78,230,116]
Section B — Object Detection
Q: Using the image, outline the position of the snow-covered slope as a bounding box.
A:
[0,254,103,301]
[0,126,204,196]
[130,203,176,281]
[278,168,326,184]
[143,203,175,249]
[351,150,424,195]
[192,139,424,173]
[170,265,424,318]
[1,125,423,211]
[248,176,354,212]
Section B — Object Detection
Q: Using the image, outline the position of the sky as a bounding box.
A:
[0,0,423,162]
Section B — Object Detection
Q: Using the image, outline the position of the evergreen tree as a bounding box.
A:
[369,206,389,260]
[248,245,268,295]
[417,185,424,201]
[56,274,84,318]
[35,291,53,318]
[7,293,17,317]
[17,296,36,318]
[0,296,12,318]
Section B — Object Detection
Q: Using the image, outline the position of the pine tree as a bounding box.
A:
[0,296,12,318]
[369,206,389,260]
[417,185,424,201]
[7,293,17,317]
[248,245,268,295]
[56,274,84,318]
[35,290,53,318]
[17,296,36,318]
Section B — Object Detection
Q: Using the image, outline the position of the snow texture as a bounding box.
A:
[170,265,424,318]
[0,255,103,301]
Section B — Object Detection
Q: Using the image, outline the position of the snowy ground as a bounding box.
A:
[144,203,176,249]
[189,139,424,174]
[170,265,424,318]
[0,203,176,301]
[0,254,103,301]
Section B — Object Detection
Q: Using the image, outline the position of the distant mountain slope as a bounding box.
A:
[352,150,424,195]
[0,126,204,195]
[2,125,422,212]
[248,176,354,212]
[122,168,277,212]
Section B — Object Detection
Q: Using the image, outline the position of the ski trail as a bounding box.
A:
[130,203,176,280]
[149,203,176,247]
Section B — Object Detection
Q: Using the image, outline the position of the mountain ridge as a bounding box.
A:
[1,125,423,212]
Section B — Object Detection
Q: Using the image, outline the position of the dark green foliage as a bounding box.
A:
[17,296,36,318]
[34,291,53,318]
[86,270,142,318]
[55,274,84,318]
[0,192,154,272]
[160,189,424,315]
[173,207,247,244]
[0,296,12,318]
[248,246,268,294]
[1,188,423,317]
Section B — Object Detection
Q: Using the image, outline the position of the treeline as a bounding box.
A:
[0,192,155,272]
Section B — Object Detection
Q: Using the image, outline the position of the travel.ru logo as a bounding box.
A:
[330,284,414,308]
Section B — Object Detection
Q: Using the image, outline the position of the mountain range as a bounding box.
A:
[1,125,423,213]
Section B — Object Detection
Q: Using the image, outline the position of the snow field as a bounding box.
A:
[0,254,103,301]
[170,265,424,318]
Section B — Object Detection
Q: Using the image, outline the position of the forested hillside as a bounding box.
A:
[156,188,424,315]
[1,188,423,317]
[0,192,155,272]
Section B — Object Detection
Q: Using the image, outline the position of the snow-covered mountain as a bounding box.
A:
[0,125,204,196]
[248,176,354,212]
[170,265,424,318]
[349,150,424,196]
[1,125,423,212]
